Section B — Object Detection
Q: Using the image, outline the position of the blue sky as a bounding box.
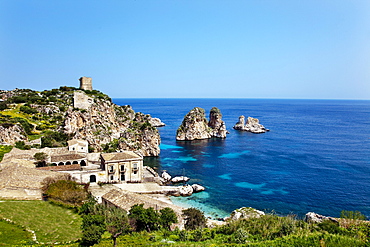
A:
[1,1,369,99]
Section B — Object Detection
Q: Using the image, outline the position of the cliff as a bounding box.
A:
[176,107,227,141]
[0,87,160,156]
[208,107,228,138]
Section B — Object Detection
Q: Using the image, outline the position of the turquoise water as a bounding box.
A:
[114,99,370,219]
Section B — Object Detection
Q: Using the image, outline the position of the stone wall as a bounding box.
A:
[79,77,93,91]
[73,91,94,110]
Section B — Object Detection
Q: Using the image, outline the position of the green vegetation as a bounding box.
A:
[0,200,82,243]
[0,197,368,246]
[34,152,48,167]
[182,207,207,230]
[0,219,34,245]
[84,89,112,102]
[210,106,221,116]
[41,130,70,148]
[42,177,88,207]
[0,144,12,161]
[341,210,367,220]
[80,197,130,246]
[15,140,31,150]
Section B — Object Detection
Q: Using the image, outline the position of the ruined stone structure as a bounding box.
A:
[73,91,94,110]
[79,76,93,91]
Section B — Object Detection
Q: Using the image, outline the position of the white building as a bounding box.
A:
[100,151,143,183]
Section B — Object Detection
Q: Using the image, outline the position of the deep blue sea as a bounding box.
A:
[113,98,370,219]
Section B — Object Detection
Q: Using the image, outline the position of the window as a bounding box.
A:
[133,163,138,170]
[120,165,125,171]
[133,171,137,175]
[120,174,125,181]
[110,175,114,181]
[109,166,114,172]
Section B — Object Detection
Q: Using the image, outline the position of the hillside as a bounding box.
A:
[0,86,160,156]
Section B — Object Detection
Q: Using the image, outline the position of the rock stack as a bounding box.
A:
[208,107,228,138]
[233,116,269,133]
[176,107,228,141]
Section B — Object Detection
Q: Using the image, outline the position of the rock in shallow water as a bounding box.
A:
[179,185,193,196]
[171,176,190,183]
[191,184,205,192]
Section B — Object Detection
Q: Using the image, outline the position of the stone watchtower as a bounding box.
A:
[79,77,93,91]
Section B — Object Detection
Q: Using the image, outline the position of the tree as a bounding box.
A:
[105,206,130,247]
[34,152,48,167]
[129,204,160,232]
[159,207,178,230]
[182,208,207,230]
[81,214,106,246]
[80,199,131,247]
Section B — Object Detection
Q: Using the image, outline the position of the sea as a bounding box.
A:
[113,98,370,220]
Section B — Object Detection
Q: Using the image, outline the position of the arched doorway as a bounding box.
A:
[58,162,64,166]
[72,160,79,165]
[90,175,97,183]
[66,161,71,165]
[80,160,87,166]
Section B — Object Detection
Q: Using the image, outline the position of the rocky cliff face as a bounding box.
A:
[63,93,160,156]
[0,88,161,156]
[0,124,28,144]
[176,107,212,141]
[208,107,228,138]
[176,107,228,141]
[233,116,269,133]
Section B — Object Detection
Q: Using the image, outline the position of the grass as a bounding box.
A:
[0,219,34,245]
[0,200,82,244]
[0,145,12,162]
[0,104,29,119]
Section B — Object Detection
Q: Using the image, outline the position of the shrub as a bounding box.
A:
[182,208,207,230]
[19,105,38,114]
[44,179,88,206]
[340,210,367,220]
[15,141,31,150]
[34,152,48,167]
[0,101,8,111]
[81,214,106,246]
[159,207,178,230]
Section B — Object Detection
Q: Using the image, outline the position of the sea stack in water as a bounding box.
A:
[176,107,212,141]
[176,107,228,141]
[208,107,228,138]
[233,116,269,133]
